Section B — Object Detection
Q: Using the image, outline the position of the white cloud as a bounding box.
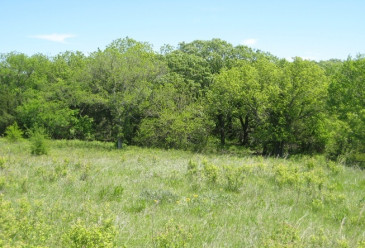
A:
[30,33,75,43]
[242,38,257,46]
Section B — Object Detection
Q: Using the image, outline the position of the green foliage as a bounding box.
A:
[63,219,116,248]
[0,37,364,165]
[327,56,365,161]
[153,219,192,248]
[188,159,246,192]
[263,223,301,248]
[29,126,49,155]
[17,98,79,139]
[202,160,219,184]
[187,159,198,176]
[5,122,23,142]
[98,185,124,201]
[0,196,51,247]
[137,104,211,150]
[222,165,245,192]
[0,156,6,169]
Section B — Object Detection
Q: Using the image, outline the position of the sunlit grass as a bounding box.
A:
[0,138,364,247]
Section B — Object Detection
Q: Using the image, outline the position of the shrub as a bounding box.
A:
[263,223,302,248]
[202,160,219,184]
[153,219,192,248]
[29,127,49,155]
[222,165,245,192]
[187,160,198,176]
[5,122,23,142]
[63,219,116,248]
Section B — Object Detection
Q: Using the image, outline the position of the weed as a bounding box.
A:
[274,164,302,187]
[337,238,350,248]
[140,189,179,204]
[63,219,116,248]
[358,240,365,248]
[79,163,90,181]
[327,161,343,175]
[153,219,192,247]
[125,199,147,213]
[202,160,219,184]
[263,223,302,248]
[187,159,198,176]
[0,176,6,191]
[98,185,124,201]
[0,156,6,169]
[222,165,245,192]
[308,229,329,247]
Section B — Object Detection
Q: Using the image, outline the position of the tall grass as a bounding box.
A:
[0,138,364,247]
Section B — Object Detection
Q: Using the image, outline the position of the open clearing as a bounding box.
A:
[1,139,365,247]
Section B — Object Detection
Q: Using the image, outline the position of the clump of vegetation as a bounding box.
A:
[0,196,51,247]
[29,127,49,155]
[153,219,192,247]
[63,219,116,248]
[222,165,245,192]
[98,185,124,201]
[140,189,179,204]
[0,156,6,169]
[5,122,23,142]
[263,223,301,248]
[188,159,246,192]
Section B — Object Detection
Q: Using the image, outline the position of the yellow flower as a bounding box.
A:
[154,199,159,204]
[193,194,198,198]
[186,198,191,202]
[176,200,180,204]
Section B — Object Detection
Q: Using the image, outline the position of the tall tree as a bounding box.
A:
[87,37,166,146]
[327,56,365,160]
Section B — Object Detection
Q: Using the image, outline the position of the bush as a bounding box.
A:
[222,165,245,192]
[29,127,49,155]
[63,219,116,248]
[5,122,23,142]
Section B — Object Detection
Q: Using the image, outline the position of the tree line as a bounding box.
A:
[0,37,364,163]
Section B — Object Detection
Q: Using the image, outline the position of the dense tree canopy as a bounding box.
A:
[0,37,364,164]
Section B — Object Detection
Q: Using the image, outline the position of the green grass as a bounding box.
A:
[1,138,365,247]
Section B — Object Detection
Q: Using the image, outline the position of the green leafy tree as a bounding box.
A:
[261,58,328,156]
[327,56,365,163]
[87,37,166,146]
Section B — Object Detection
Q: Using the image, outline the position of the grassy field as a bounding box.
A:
[1,138,365,247]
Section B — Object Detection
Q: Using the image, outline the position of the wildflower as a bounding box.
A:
[154,199,159,204]
[186,198,191,202]
[193,194,198,198]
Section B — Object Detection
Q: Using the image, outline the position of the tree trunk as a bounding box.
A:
[273,141,284,157]
[262,144,268,156]
[239,115,249,146]
[218,114,225,146]
[117,137,122,149]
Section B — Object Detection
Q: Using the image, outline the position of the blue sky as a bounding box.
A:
[1,0,364,60]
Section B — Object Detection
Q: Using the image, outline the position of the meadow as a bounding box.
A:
[1,138,365,247]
